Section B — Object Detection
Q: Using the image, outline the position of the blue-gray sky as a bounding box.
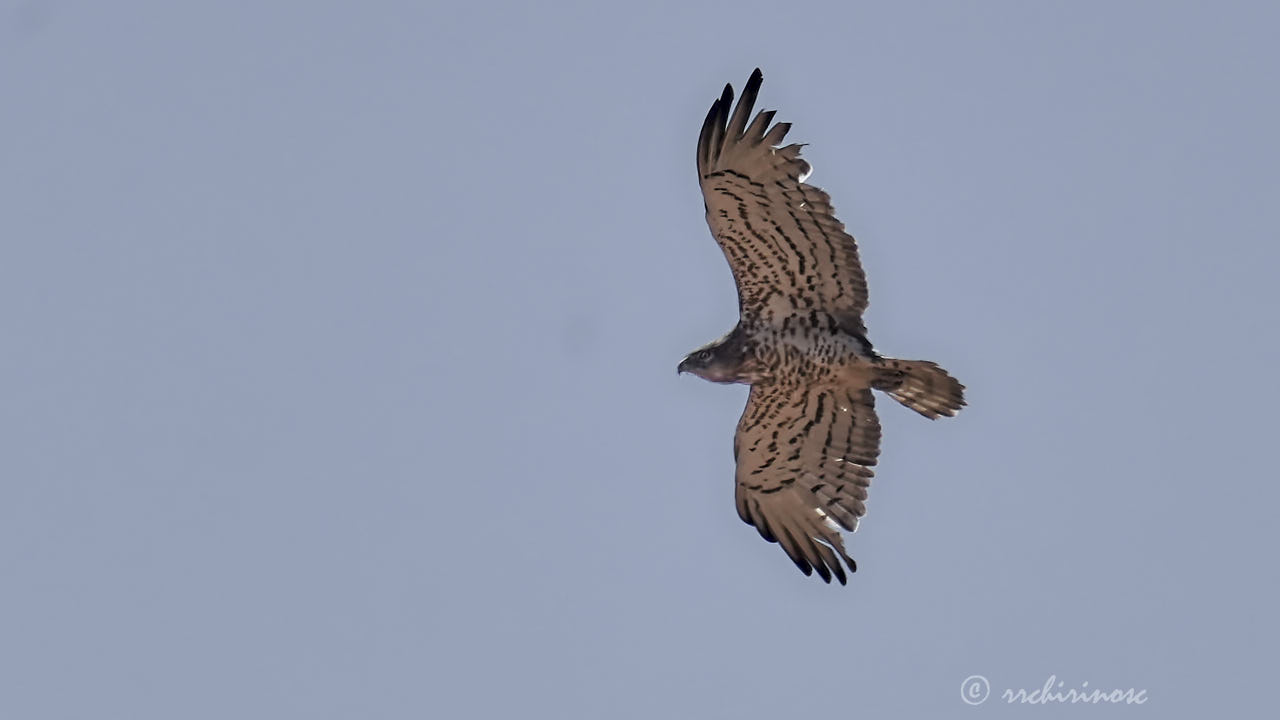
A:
[3,1,1278,717]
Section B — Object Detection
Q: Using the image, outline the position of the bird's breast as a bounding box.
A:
[745,322,875,385]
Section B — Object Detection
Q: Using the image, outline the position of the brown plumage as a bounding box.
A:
[678,69,965,584]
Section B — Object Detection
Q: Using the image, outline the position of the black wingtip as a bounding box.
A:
[698,81,733,176]
[788,552,813,577]
[699,70,768,176]
[830,557,853,585]
[828,552,848,585]
[831,564,847,585]
[724,69,764,143]
[743,69,763,109]
[813,562,832,584]
[843,554,858,575]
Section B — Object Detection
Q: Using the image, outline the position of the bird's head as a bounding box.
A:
[678,335,746,384]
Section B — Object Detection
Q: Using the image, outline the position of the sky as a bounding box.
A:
[3,1,1278,717]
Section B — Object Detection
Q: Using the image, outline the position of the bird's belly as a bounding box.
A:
[749,330,876,385]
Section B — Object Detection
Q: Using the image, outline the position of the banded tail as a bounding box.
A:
[875,359,966,419]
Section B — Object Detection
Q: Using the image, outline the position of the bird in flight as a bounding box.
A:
[679,69,965,584]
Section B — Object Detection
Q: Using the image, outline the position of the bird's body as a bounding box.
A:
[680,69,965,584]
[688,317,875,386]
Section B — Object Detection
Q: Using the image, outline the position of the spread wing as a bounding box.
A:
[733,381,882,584]
[697,69,870,334]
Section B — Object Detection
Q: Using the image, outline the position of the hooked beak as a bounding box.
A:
[677,357,690,375]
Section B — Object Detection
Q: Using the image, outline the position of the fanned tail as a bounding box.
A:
[874,359,966,419]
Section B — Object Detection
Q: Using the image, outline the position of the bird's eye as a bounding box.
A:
[697,350,713,362]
